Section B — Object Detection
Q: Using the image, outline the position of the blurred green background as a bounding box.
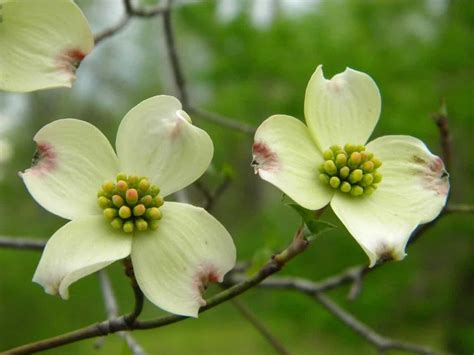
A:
[0,0,473,353]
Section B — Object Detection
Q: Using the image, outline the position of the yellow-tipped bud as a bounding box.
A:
[98,196,112,209]
[348,152,361,167]
[135,218,148,232]
[125,188,139,205]
[112,194,124,208]
[373,172,383,183]
[116,172,127,182]
[149,220,160,230]
[102,181,115,194]
[349,169,363,183]
[361,173,374,186]
[335,153,347,167]
[138,179,150,193]
[110,218,123,230]
[153,196,164,207]
[319,173,330,185]
[323,149,334,160]
[330,145,342,153]
[133,204,146,217]
[141,195,153,207]
[119,206,132,219]
[323,160,338,175]
[329,176,341,189]
[116,180,128,192]
[351,185,364,196]
[339,166,350,179]
[123,221,134,233]
[362,161,374,173]
[146,207,162,220]
[128,175,139,186]
[340,182,351,193]
[103,208,117,220]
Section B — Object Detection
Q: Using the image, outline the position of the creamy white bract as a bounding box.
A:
[0,0,93,92]
[252,66,449,266]
[21,96,236,318]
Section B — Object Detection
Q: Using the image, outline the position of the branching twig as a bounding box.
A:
[0,236,46,251]
[4,227,310,354]
[194,175,232,212]
[97,271,146,355]
[230,299,290,355]
[432,100,452,171]
[313,293,434,354]
[188,107,256,135]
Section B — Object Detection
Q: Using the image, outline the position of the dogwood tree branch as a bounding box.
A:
[432,100,452,171]
[230,299,291,355]
[0,236,46,250]
[97,270,146,355]
[188,107,256,135]
[313,293,434,354]
[4,227,309,354]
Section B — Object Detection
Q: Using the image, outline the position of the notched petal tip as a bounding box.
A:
[23,142,57,176]
[367,243,407,268]
[413,154,450,197]
[251,141,280,175]
[55,48,88,85]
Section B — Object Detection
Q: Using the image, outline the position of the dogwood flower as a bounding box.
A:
[21,95,236,317]
[0,0,93,92]
[252,65,449,266]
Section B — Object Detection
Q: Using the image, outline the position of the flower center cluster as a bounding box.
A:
[97,173,164,233]
[319,144,382,197]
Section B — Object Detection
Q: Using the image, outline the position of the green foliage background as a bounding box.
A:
[0,0,472,353]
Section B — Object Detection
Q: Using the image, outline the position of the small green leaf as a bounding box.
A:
[282,194,336,240]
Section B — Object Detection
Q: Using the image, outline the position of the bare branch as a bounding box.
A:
[5,227,310,354]
[94,15,131,44]
[314,293,434,354]
[162,0,189,107]
[188,107,256,135]
[445,203,474,214]
[230,299,290,355]
[97,271,146,355]
[0,236,46,251]
[432,99,452,171]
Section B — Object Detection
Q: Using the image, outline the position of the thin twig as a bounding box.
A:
[194,175,232,212]
[123,258,145,326]
[230,299,290,355]
[0,236,46,251]
[162,0,189,107]
[5,227,310,354]
[97,271,146,355]
[313,293,434,354]
[188,107,256,135]
[432,99,452,171]
[445,203,474,214]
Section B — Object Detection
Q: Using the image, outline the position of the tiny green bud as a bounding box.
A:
[349,169,363,183]
[344,144,356,154]
[102,181,115,194]
[364,186,376,195]
[141,195,153,207]
[128,175,139,186]
[112,194,124,208]
[350,185,364,196]
[367,152,374,160]
[360,152,369,163]
[340,181,351,193]
[138,179,150,193]
[146,207,162,220]
[348,152,361,167]
[103,208,117,220]
[97,189,107,198]
[329,176,341,189]
[372,157,382,168]
[330,145,342,153]
[323,160,338,175]
[323,149,334,160]
[149,220,160,230]
[118,205,132,219]
[125,188,139,205]
[373,172,383,183]
[135,218,148,232]
[123,221,134,233]
[116,180,128,192]
[339,166,350,179]
[116,172,127,182]
[335,153,347,167]
[361,173,374,187]
[110,218,123,230]
[150,185,160,196]
[153,196,164,207]
[355,144,365,152]
[362,161,374,173]
[133,204,146,217]
[98,196,112,209]
[319,173,330,185]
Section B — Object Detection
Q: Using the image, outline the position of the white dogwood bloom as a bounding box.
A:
[0,0,94,92]
[21,96,236,317]
[252,65,449,266]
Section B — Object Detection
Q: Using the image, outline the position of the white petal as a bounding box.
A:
[21,119,119,220]
[304,65,381,150]
[33,216,132,299]
[116,96,213,197]
[331,135,449,266]
[131,202,236,317]
[253,114,333,210]
[0,0,94,92]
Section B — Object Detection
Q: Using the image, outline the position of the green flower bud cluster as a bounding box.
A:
[97,173,164,233]
[319,144,383,197]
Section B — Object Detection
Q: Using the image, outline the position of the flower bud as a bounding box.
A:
[103,208,117,220]
[323,160,338,175]
[135,218,148,232]
[340,181,351,193]
[146,207,162,220]
[119,206,132,219]
[133,204,146,217]
[123,221,134,233]
[112,194,124,208]
[329,176,341,189]
[98,196,112,209]
[125,188,139,205]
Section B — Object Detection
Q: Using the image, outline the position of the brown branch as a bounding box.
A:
[431,99,452,171]
[0,236,46,251]
[122,258,144,326]
[162,0,189,107]
[194,174,232,212]
[97,271,146,355]
[5,227,310,354]
[230,299,290,355]
[188,107,256,135]
[314,293,434,354]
